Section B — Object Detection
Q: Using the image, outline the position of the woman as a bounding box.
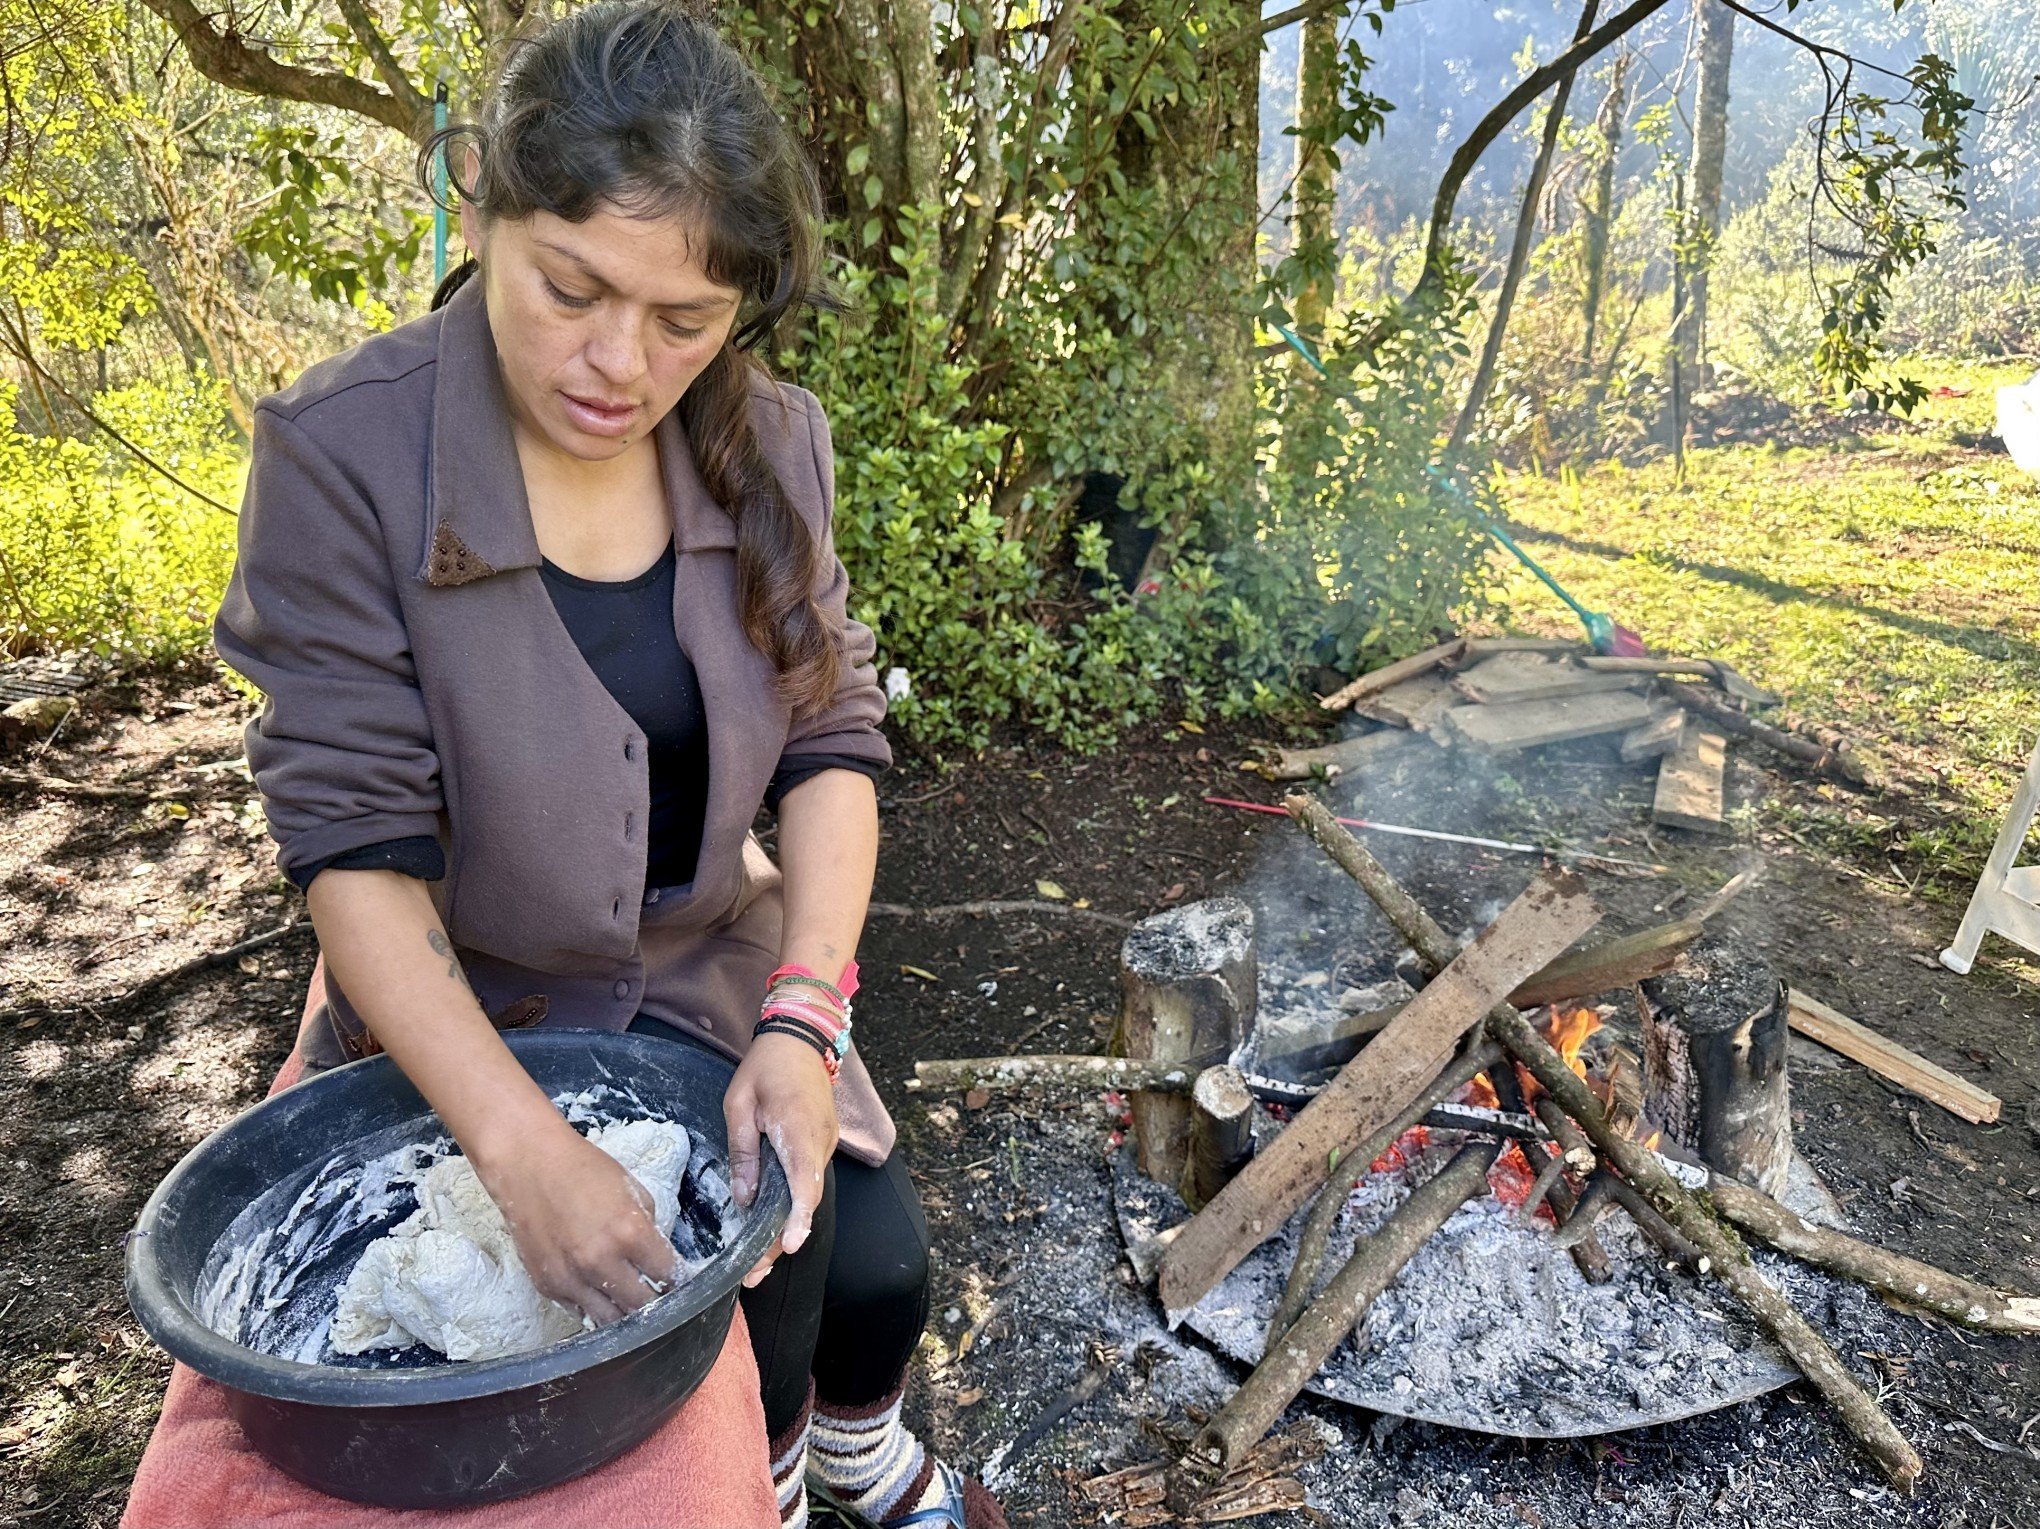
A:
[212,5,1002,1525]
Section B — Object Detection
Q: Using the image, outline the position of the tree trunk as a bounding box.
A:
[1580,53,1631,372]
[1143,1,1262,516]
[1676,0,1735,387]
[1448,0,1603,453]
[1640,934,1792,1197]
[1291,11,1341,337]
[1118,899,1257,1188]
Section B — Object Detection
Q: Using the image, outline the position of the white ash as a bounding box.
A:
[1114,1132,1892,1438]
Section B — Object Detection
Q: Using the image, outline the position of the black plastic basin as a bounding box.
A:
[124,1029,789,1508]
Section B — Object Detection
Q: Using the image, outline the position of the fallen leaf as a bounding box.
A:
[964,1087,990,1110]
[237,955,261,974]
[956,1388,985,1406]
[1161,882,1186,901]
[1158,794,1181,810]
[900,964,940,982]
[1035,879,1067,900]
[1179,721,1204,734]
[1074,897,1092,909]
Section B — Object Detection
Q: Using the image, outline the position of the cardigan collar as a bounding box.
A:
[420,273,737,588]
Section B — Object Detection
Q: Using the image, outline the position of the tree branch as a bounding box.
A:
[137,0,426,140]
[1245,0,1353,46]
[332,0,431,129]
[1410,0,1673,308]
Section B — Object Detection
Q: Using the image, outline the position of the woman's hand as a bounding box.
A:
[471,1111,681,1324]
[724,1031,838,1286]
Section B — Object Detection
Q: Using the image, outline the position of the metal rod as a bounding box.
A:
[1203,797,1664,873]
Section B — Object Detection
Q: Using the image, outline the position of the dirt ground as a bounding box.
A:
[3,651,2037,1527]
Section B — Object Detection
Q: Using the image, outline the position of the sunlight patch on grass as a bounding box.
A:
[1494,436,2040,886]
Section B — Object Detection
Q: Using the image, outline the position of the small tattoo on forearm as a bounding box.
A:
[426,929,474,994]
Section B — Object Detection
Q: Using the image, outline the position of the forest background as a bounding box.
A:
[2,0,2036,876]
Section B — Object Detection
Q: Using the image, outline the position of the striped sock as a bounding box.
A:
[807,1383,940,1525]
[769,1381,814,1529]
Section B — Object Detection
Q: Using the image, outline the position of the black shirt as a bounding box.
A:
[285,536,884,893]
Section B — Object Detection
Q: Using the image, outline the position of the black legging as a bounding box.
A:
[627,1014,932,1436]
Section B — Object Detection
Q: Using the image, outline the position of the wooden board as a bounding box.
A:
[1443,690,1657,755]
[1654,724,1729,833]
[1452,652,1649,706]
[1620,708,1685,764]
[1509,917,1705,1007]
[1263,728,1407,782]
[1319,638,1465,713]
[1786,989,2002,1125]
[1463,636,1581,658]
[1155,873,1601,1315]
[1355,672,1459,731]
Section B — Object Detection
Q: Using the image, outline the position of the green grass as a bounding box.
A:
[1491,407,2040,892]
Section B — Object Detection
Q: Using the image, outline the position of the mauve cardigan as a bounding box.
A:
[212,274,899,1164]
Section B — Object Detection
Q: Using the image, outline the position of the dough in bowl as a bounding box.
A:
[331,1118,694,1363]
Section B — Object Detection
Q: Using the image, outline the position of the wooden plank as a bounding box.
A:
[1463,636,1581,658]
[1653,723,1729,833]
[1355,671,1458,731]
[1318,637,1466,713]
[1582,655,1779,706]
[1451,652,1648,705]
[1786,989,2002,1125]
[1443,690,1657,754]
[1620,707,1684,763]
[1262,728,1414,783]
[1508,917,1704,1007]
[1155,873,1601,1315]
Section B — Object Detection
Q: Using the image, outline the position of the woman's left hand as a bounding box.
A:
[725,1031,839,1287]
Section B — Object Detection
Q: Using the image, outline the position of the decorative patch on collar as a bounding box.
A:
[426,522,498,586]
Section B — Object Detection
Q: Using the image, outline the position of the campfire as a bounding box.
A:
[913,795,2040,1520]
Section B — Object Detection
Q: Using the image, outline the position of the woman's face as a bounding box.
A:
[461,198,744,464]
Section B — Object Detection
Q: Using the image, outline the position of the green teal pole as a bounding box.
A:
[433,81,449,287]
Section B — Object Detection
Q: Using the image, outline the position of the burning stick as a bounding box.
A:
[1153,869,1600,1316]
[1549,1171,1619,1249]
[1263,1039,1502,1345]
[1473,1033,1616,1286]
[1494,1007,1923,1488]
[1704,1175,2040,1335]
[1169,1142,1503,1512]
[1535,1098,1704,1266]
[1283,794,1924,1491]
[1518,1143,1595,1225]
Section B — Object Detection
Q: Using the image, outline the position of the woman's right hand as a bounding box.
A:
[472,1114,681,1324]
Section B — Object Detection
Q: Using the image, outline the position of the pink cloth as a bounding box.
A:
[121,954,779,1528]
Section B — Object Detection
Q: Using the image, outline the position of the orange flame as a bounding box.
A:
[1457,1005,1604,1113]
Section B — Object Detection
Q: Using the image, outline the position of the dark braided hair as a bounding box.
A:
[420,0,849,715]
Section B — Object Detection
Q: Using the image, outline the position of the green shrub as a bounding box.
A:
[784,207,1498,750]
[0,374,242,664]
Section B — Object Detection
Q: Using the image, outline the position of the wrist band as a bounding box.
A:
[752,1015,847,1082]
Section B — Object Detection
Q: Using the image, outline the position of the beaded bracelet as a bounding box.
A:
[753,1014,848,1082]
[756,960,859,1083]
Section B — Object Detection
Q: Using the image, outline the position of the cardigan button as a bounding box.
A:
[613,978,631,1000]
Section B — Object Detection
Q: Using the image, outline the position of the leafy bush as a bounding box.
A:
[0,374,241,664]
[786,208,1497,750]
